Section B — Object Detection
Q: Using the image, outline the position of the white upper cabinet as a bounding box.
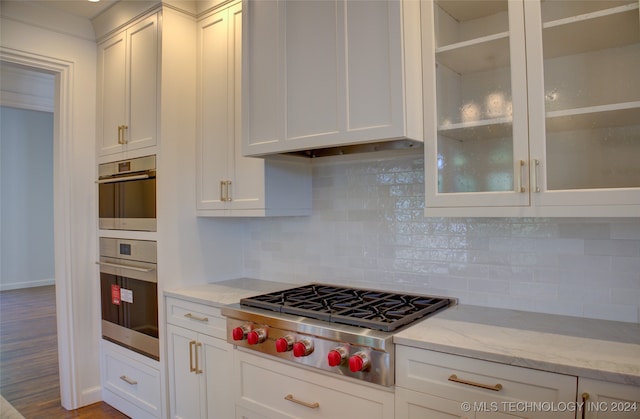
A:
[242,0,423,157]
[423,0,640,217]
[97,13,158,157]
[196,1,311,216]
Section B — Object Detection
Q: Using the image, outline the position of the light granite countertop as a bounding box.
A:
[165,279,640,387]
[394,304,640,386]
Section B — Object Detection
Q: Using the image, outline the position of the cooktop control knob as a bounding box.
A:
[232,324,251,341]
[292,339,314,357]
[275,335,295,352]
[247,328,268,345]
[348,351,371,372]
[327,347,348,367]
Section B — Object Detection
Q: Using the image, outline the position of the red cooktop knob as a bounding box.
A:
[232,326,247,341]
[349,352,370,372]
[292,340,313,357]
[247,328,267,345]
[275,336,294,353]
[327,350,344,367]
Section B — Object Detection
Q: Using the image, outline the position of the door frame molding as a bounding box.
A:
[0,47,79,410]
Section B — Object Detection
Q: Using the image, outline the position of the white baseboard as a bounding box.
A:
[0,278,55,291]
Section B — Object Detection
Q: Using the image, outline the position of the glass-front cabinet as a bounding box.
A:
[423,0,640,216]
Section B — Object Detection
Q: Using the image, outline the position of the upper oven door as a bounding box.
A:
[98,155,156,231]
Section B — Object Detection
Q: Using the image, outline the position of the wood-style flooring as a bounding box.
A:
[0,285,129,418]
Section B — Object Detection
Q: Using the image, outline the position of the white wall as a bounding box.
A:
[0,106,55,290]
[244,150,640,323]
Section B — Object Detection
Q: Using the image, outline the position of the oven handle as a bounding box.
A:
[96,174,150,184]
[96,261,155,273]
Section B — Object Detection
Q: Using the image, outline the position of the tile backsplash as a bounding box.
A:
[243,150,640,323]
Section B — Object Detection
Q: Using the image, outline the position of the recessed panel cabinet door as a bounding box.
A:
[126,15,158,152]
[167,325,203,419]
[97,32,127,156]
[285,0,341,141]
[197,7,232,211]
[243,0,422,156]
[97,14,158,157]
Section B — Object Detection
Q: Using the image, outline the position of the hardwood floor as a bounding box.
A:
[0,285,129,418]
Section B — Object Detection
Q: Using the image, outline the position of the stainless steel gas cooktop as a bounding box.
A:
[222,283,454,386]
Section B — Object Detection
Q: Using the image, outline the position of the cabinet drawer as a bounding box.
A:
[102,343,161,417]
[165,296,226,338]
[397,346,577,416]
[235,350,394,419]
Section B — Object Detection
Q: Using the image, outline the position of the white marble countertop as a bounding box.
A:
[165,279,640,386]
[394,304,640,386]
[164,278,293,307]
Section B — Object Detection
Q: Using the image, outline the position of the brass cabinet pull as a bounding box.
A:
[531,159,541,192]
[189,340,197,372]
[220,180,233,201]
[220,180,226,201]
[194,342,203,374]
[284,394,319,409]
[581,392,589,419]
[119,375,138,385]
[184,313,209,322]
[516,159,526,192]
[448,374,503,391]
[117,125,129,144]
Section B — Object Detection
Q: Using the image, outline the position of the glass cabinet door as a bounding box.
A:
[526,0,640,207]
[423,0,530,208]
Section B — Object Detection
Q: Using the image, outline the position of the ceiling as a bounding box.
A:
[19,0,120,20]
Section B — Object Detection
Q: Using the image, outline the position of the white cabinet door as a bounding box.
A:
[197,2,310,217]
[422,0,531,209]
[167,324,204,419]
[97,14,158,157]
[125,14,158,152]
[201,334,235,419]
[423,0,640,216]
[197,5,234,212]
[242,0,422,156]
[97,31,127,156]
[578,377,640,419]
[524,0,640,210]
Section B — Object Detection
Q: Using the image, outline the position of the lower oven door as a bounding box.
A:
[99,262,159,360]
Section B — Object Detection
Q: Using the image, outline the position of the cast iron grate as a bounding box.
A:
[240,283,451,332]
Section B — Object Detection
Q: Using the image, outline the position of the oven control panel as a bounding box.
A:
[226,318,393,386]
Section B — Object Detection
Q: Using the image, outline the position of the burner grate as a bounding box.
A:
[240,284,451,332]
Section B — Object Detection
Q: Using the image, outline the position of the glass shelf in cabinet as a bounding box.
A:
[545,102,640,132]
[542,3,639,60]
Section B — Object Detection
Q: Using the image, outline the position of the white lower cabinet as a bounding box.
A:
[233,349,394,419]
[395,346,577,419]
[166,297,234,419]
[578,377,640,419]
[101,339,163,419]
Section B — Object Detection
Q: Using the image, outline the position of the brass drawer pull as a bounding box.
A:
[119,375,138,385]
[448,374,503,391]
[184,313,209,322]
[284,394,319,409]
